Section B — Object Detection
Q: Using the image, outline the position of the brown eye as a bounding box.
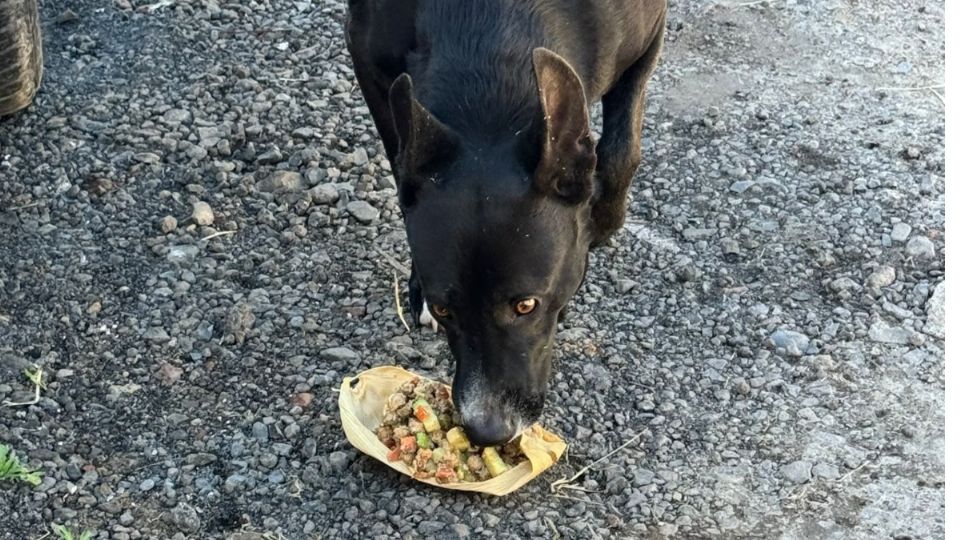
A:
[514,298,538,315]
[431,304,450,318]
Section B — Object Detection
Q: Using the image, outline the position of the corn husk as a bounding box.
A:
[338,366,566,496]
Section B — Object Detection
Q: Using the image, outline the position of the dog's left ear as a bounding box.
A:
[532,48,596,204]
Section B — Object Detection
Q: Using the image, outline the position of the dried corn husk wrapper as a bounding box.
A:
[338,365,567,495]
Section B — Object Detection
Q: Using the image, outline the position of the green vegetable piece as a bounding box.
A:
[416,431,433,449]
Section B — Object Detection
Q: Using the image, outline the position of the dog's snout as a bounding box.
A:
[461,412,516,447]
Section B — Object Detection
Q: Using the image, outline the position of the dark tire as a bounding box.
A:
[0,0,42,116]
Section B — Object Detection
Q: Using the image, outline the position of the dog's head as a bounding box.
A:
[388,49,597,446]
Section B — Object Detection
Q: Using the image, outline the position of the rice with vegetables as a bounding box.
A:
[374,376,524,483]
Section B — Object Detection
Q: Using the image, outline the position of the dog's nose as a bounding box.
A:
[462,413,515,447]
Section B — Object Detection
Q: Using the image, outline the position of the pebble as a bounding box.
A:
[256,147,284,165]
[865,266,896,288]
[167,245,199,265]
[923,282,945,338]
[257,171,305,193]
[905,236,936,259]
[320,347,358,361]
[163,108,191,124]
[167,503,201,533]
[812,462,840,479]
[768,329,809,357]
[891,222,912,242]
[307,185,338,206]
[329,451,350,471]
[143,327,170,343]
[780,460,812,484]
[191,201,214,226]
[868,320,913,344]
[159,215,178,233]
[252,422,269,441]
[346,200,380,224]
[419,521,446,535]
[634,468,656,485]
[616,279,638,293]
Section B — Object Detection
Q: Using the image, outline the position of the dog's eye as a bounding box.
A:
[514,298,538,316]
[431,304,450,318]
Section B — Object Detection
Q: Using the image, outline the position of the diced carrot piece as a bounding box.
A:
[386,447,402,462]
[399,436,417,454]
[435,464,457,484]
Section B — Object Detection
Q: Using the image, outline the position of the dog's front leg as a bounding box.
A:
[590,17,666,247]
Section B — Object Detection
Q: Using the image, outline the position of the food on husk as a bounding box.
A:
[338,366,567,495]
[374,376,525,483]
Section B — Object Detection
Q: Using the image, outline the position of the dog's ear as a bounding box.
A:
[389,74,459,205]
[532,48,596,204]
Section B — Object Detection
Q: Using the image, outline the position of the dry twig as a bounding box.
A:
[550,432,645,493]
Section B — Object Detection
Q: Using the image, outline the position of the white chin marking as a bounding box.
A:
[419,300,439,333]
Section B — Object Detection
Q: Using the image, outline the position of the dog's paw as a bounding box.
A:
[418,300,440,333]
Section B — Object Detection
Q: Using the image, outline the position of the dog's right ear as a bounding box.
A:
[389,74,459,205]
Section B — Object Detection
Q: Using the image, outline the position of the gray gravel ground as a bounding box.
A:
[0,0,944,538]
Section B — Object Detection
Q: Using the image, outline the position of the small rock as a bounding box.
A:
[349,148,369,166]
[309,184,339,205]
[720,237,741,257]
[224,303,255,345]
[56,9,79,24]
[292,127,315,139]
[159,215,178,233]
[829,277,860,293]
[729,180,756,193]
[781,460,812,484]
[633,468,656,485]
[320,347,358,362]
[186,453,217,466]
[768,329,809,357]
[905,236,935,259]
[329,451,350,471]
[346,200,380,224]
[891,222,912,242]
[923,282,944,339]
[139,478,156,491]
[256,147,284,165]
[868,320,912,344]
[418,521,446,535]
[260,453,279,468]
[290,392,314,408]
[143,327,170,343]
[450,523,471,539]
[682,228,717,241]
[866,266,896,289]
[65,463,82,481]
[163,108,191,124]
[167,503,201,533]
[626,491,645,509]
[167,245,199,265]
[192,201,215,226]
[257,171,305,193]
[659,523,679,536]
[252,422,269,441]
[158,363,183,384]
[615,279,638,293]
[812,463,840,480]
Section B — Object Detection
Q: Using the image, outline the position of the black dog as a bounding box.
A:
[346,0,667,446]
